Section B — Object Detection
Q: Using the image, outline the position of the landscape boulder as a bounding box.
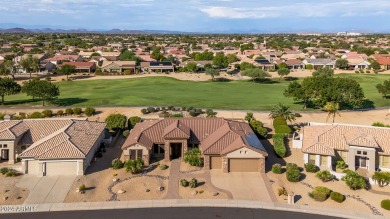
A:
[117,189,126,194]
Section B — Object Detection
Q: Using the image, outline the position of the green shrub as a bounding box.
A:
[274,125,291,134]
[141,109,148,114]
[112,158,124,169]
[79,184,86,193]
[84,107,96,117]
[189,110,197,117]
[0,113,5,120]
[184,148,203,166]
[336,160,348,169]
[316,170,334,182]
[278,187,288,196]
[381,199,390,211]
[273,116,287,126]
[123,130,130,138]
[249,119,268,139]
[5,169,17,177]
[124,158,144,174]
[180,179,189,187]
[65,108,73,115]
[73,107,82,115]
[273,134,286,157]
[29,112,44,119]
[286,168,301,182]
[342,170,367,190]
[147,107,156,113]
[56,110,64,116]
[372,171,390,187]
[330,191,345,203]
[159,164,168,170]
[286,163,298,171]
[272,163,283,174]
[0,167,10,175]
[186,106,194,112]
[42,109,53,118]
[372,122,390,128]
[309,186,331,202]
[304,163,319,173]
[189,178,198,188]
[128,116,142,129]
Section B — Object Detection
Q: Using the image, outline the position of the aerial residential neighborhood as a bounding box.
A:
[1,1,390,219]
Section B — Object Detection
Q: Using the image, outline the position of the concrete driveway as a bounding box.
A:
[16,175,76,204]
[210,170,275,202]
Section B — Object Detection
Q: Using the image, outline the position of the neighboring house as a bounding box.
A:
[341,52,368,60]
[281,50,307,60]
[140,61,175,73]
[376,58,390,70]
[44,55,84,65]
[243,50,261,56]
[121,118,268,173]
[293,123,390,174]
[346,59,371,70]
[253,59,275,70]
[285,59,305,69]
[58,62,96,73]
[0,118,107,176]
[303,58,336,69]
[100,61,136,73]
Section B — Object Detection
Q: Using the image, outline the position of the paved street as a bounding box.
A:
[210,171,275,202]
[0,207,343,219]
[16,175,76,204]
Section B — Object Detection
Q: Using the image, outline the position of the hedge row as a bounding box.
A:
[273,117,291,134]
[249,119,268,139]
[273,133,286,158]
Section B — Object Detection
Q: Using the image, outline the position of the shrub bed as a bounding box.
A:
[273,133,286,157]
[42,109,53,118]
[316,170,334,182]
[84,107,96,116]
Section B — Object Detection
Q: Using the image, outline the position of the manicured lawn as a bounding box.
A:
[4,74,390,111]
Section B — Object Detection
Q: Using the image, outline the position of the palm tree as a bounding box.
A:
[269,103,296,123]
[324,102,340,123]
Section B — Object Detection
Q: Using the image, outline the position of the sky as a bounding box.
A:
[1,0,390,32]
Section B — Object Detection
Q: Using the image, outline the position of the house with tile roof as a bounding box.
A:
[293,122,390,174]
[100,61,136,73]
[0,118,106,176]
[122,118,268,173]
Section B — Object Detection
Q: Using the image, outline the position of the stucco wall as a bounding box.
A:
[225,148,264,158]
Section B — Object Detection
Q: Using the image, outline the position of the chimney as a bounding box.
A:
[4,114,12,121]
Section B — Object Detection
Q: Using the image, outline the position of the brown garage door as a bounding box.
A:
[229,158,259,172]
[210,156,222,169]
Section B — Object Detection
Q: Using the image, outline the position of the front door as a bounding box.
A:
[170,143,182,159]
[0,149,9,160]
[355,156,368,168]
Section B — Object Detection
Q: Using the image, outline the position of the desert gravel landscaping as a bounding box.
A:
[179,178,227,199]
[263,139,390,218]
[0,175,28,205]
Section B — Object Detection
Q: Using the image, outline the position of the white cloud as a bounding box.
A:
[200,1,390,19]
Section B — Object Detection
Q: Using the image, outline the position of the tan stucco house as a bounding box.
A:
[121,118,268,173]
[293,122,390,174]
[0,118,106,176]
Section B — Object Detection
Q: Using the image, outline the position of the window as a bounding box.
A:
[308,154,316,164]
[380,156,390,167]
[363,151,367,155]
[153,144,164,154]
[130,149,143,160]
[3,144,7,148]
[357,151,361,155]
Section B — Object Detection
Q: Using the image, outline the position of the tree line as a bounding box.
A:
[0,78,59,106]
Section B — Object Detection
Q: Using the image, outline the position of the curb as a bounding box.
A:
[0,199,386,218]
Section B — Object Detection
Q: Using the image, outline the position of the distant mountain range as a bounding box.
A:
[0,27,195,34]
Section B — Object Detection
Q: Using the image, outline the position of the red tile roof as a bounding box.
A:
[122,118,268,156]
